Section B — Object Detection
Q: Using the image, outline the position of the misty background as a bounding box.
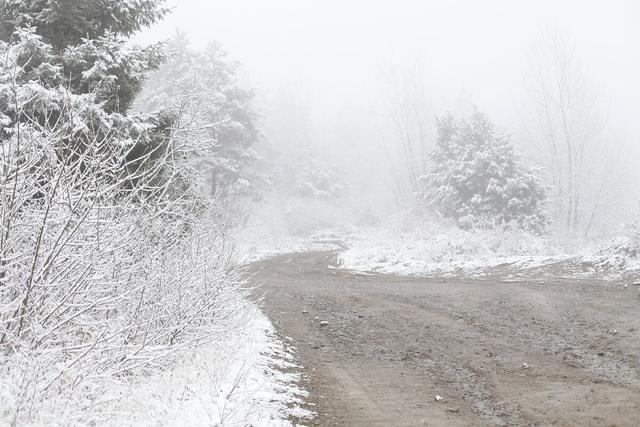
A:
[136,0,640,237]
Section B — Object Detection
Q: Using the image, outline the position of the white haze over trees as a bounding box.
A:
[137,0,640,237]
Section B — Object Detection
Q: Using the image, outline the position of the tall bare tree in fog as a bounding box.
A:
[384,62,433,199]
[526,34,608,234]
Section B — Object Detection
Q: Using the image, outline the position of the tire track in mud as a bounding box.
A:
[248,251,640,426]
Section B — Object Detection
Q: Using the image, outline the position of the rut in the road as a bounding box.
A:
[249,251,640,426]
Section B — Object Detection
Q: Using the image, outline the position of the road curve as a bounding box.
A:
[248,251,640,426]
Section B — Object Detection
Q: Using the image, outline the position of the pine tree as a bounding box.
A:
[423,112,548,233]
[1,0,168,49]
[1,0,168,110]
[0,0,171,181]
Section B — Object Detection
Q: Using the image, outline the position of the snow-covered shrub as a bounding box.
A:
[0,96,244,423]
[422,112,548,233]
[580,216,640,273]
[0,2,250,423]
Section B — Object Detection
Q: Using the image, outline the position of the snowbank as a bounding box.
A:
[0,301,313,426]
[102,305,312,426]
[578,236,640,276]
[339,213,640,280]
[237,225,347,263]
[339,214,566,277]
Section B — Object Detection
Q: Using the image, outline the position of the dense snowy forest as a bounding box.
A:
[1,0,639,425]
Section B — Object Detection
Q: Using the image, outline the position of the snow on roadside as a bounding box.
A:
[578,236,640,277]
[94,219,327,426]
[339,214,640,280]
[234,197,358,263]
[102,304,313,426]
[237,225,349,263]
[339,216,567,277]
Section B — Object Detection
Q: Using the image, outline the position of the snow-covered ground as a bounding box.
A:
[578,236,640,277]
[237,225,347,263]
[338,215,567,277]
[236,205,640,282]
[339,214,640,280]
[103,305,312,426]
[0,300,313,426]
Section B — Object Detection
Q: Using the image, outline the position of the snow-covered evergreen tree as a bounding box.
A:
[422,112,548,233]
[135,34,260,198]
[0,0,176,195]
[1,0,168,49]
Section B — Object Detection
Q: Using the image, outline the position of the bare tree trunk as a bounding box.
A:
[384,60,432,200]
[526,33,604,235]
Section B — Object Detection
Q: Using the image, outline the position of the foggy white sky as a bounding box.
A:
[139,0,640,129]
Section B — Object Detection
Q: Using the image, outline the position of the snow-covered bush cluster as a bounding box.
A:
[422,112,548,233]
[579,216,640,274]
[0,1,272,424]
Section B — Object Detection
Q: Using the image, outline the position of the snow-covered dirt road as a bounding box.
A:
[248,251,640,426]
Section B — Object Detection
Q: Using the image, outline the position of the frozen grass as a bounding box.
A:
[339,213,568,277]
[1,298,312,426]
[340,212,640,280]
[578,237,640,276]
[100,304,313,426]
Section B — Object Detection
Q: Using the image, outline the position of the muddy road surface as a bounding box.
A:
[248,251,640,426]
